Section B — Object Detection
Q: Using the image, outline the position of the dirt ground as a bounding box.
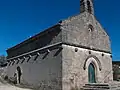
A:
[0,76,32,90]
[0,84,31,90]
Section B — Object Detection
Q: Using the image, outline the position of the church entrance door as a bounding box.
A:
[88,63,96,83]
[16,66,22,84]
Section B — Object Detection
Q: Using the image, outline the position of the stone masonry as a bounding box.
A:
[6,0,113,90]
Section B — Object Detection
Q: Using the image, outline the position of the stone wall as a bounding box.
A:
[6,45,62,90]
[6,24,63,89]
[61,12,111,53]
[62,44,113,90]
[6,10,113,90]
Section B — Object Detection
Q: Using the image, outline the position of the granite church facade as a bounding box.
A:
[6,0,113,89]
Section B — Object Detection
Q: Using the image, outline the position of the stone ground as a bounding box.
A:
[0,76,32,90]
[0,84,31,90]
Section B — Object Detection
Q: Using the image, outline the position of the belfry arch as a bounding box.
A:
[80,0,94,14]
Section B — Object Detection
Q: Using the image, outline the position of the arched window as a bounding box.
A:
[88,24,94,32]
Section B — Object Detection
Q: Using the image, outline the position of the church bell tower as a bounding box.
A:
[80,0,94,15]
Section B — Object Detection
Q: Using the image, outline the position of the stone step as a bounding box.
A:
[85,83,109,87]
[82,83,110,90]
[83,87,109,90]
[83,86,110,89]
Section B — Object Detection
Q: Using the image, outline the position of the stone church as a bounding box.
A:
[6,0,113,89]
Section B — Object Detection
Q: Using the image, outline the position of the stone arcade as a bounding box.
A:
[6,0,113,89]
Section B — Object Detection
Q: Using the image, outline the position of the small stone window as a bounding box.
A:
[88,24,94,32]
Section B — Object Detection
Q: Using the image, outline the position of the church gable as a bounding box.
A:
[60,12,111,53]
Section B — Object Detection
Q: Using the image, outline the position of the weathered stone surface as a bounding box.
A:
[62,44,113,89]
[6,1,113,90]
[6,47,62,90]
[61,12,111,53]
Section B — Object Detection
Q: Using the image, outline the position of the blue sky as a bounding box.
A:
[0,0,119,60]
